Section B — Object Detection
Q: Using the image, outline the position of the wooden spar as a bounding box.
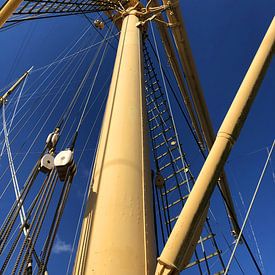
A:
[145,0,205,149]
[73,10,156,274]
[156,16,275,274]
[161,0,240,236]
[0,0,24,28]
[0,67,33,105]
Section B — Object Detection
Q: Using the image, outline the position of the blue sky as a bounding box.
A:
[0,0,274,274]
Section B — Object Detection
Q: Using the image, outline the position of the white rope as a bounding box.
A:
[60,37,106,131]
[8,74,28,133]
[238,191,265,272]
[208,207,245,274]
[32,33,119,74]
[224,139,275,274]
[227,159,266,273]
[2,103,27,236]
[7,29,93,147]
[0,27,104,201]
[75,24,112,132]
[0,26,101,140]
[0,73,29,159]
[266,146,275,184]
[0,25,114,209]
[16,42,91,142]
[32,24,93,73]
[0,43,90,201]
[0,23,100,202]
[203,248,231,275]
[60,23,114,136]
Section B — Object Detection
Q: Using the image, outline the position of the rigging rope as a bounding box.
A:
[56,27,111,132]
[238,191,265,272]
[266,146,275,184]
[0,53,80,200]
[80,12,117,51]
[17,23,112,273]
[32,33,118,74]
[0,42,86,205]
[224,139,275,274]
[64,23,113,150]
[0,38,93,271]
[0,33,94,200]
[75,27,111,133]
[228,162,266,273]
[0,72,29,158]
[2,103,27,235]
[1,23,99,137]
[11,171,58,274]
[43,33,113,272]
[147,32,242,239]
[0,160,42,253]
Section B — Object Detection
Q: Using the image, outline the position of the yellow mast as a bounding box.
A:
[73,10,156,274]
[0,0,24,28]
[160,0,240,236]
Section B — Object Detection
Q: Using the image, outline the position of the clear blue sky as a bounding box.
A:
[0,0,274,274]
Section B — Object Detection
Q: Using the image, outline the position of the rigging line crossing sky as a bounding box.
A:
[225,139,275,274]
[0,47,90,201]
[75,23,112,133]
[2,33,96,195]
[237,190,265,272]
[2,103,27,231]
[0,74,29,158]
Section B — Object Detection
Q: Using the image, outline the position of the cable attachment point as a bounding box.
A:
[155,171,165,188]
[54,149,77,181]
[94,20,105,30]
[0,97,7,105]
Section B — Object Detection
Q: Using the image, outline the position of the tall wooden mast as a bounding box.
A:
[73,10,157,274]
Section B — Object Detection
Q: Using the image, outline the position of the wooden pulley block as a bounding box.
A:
[46,131,59,149]
[94,20,104,30]
[54,149,75,181]
[40,153,55,173]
